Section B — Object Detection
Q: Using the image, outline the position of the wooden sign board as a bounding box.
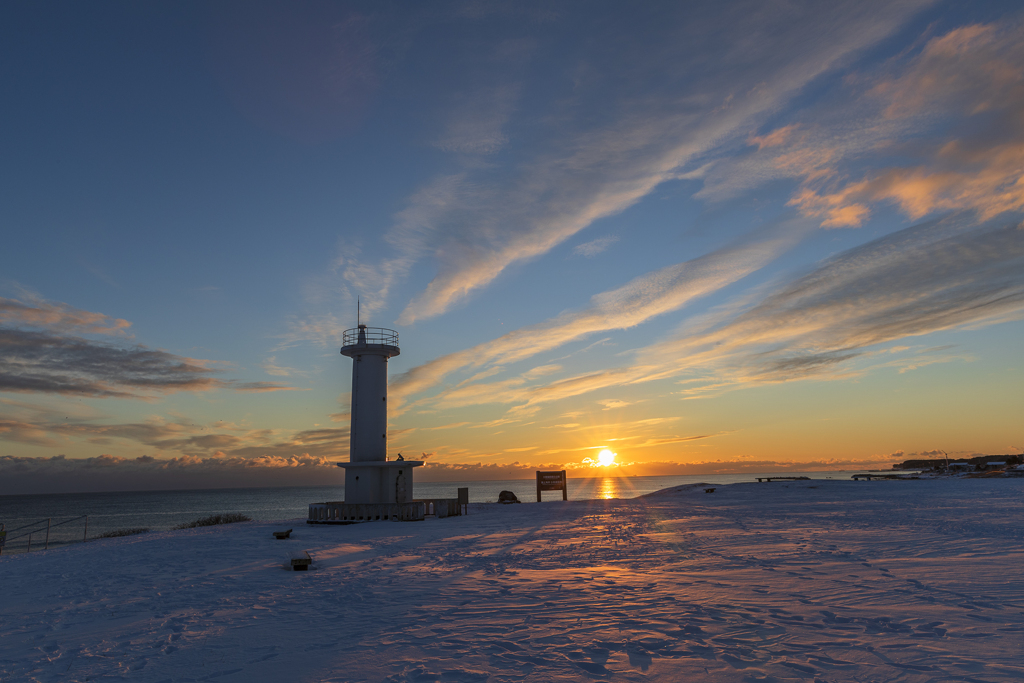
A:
[536,470,567,501]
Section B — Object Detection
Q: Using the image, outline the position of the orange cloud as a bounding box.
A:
[748,124,800,150]
[737,23,1024,230]
[787,187,870,228]
[0,295,131,336]
[876,24,1021,119]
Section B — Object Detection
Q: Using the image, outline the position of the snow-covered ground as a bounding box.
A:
[2,479,1022,682]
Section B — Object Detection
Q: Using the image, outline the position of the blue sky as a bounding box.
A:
[2,0,1023,492]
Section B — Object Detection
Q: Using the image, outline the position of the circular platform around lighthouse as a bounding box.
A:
[340,326,400,358]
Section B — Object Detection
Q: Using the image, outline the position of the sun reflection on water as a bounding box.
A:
[566,475,655,501]
[585,476,643,500]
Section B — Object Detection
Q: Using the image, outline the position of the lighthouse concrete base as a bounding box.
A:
[306,496,464,524]
[337,460,424,505]
[307,501,427,523]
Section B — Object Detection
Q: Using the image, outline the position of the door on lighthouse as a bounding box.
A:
[395,470,407,504]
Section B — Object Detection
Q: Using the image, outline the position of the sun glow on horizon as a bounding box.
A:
[597,449,616,467]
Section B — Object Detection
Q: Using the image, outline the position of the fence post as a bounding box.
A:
[84,516,88,542]
[45,518,51,550]
[27,533,32,553]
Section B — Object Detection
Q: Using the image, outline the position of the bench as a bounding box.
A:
[755,476,810,483]
[289,550,312,571]
[273,529,292,539]
[704,488,716,493]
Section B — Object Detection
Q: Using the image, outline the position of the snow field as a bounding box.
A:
[2,479,1022,682]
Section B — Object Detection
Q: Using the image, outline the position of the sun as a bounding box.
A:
[597,449,616,467]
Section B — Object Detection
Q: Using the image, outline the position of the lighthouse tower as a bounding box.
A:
[337,324,422,504]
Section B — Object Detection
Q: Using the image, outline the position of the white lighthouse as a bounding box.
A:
[308,323,464,524]
[336,324,422,505]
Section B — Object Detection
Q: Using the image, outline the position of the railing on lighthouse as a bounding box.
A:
[341,326,399,349]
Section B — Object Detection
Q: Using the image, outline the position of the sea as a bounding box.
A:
[0,472,856,554]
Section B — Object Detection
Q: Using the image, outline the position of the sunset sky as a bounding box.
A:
[2,1,1023,493]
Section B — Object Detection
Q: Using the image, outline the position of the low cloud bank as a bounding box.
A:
[411,457,899,482]
[1,454,902,494]
[0,454,336,495]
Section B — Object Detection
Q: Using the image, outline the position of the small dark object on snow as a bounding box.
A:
[704,488,716,494]
[290,550,312,571]
[498,491,520,504]
[273,529,292,539]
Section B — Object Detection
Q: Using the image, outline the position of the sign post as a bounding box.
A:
[536,470,567,502]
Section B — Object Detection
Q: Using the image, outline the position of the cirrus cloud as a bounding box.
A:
[311,1,933,325]
[707,22,1024,229]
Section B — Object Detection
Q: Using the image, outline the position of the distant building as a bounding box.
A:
[893,454,1022,471]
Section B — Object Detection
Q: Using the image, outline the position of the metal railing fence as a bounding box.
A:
[341,326,399,347]
[0,515,88,555]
